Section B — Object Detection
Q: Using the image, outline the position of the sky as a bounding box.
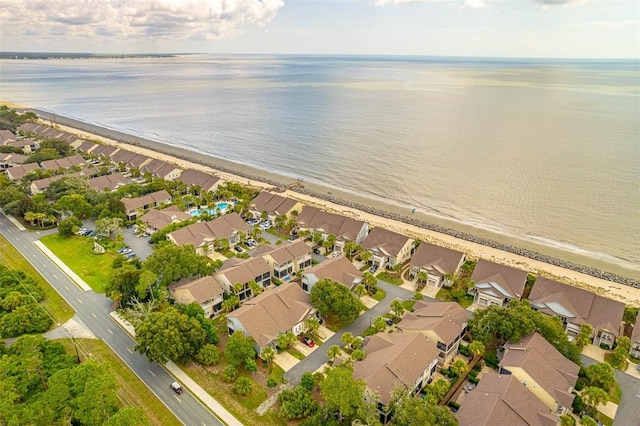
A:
[0,0,638,58]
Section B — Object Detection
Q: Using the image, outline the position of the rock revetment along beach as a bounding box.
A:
[12,105,640,306]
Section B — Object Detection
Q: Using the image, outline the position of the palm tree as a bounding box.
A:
[353,284,366,298]
[344,241,356,260]
[417,271,428,285]
[305,317,320,336]
[261,346,275,369]
[24,211,36,226]
[327,345,341,365]
[360,250,372,265]
[274,214,287,230]
[341,332,355,349]
[373,316,387,332]
[249,280,262,297]
[575,323,593,349]
[390,299,405,319]
[260,211,268,221]
[363,272,377,295]
[468,341,485,360]
[222,296,240,313]
[582,386,609,411]
[450,359,469,377]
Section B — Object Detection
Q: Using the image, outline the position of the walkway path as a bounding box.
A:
[283,279,433,384]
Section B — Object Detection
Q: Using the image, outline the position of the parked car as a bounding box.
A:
[369,264,378,273]
[116,246,130,254]
[300,336,315,347]
[234,246,243,253]
[288,233,299,241]
[332,251,341,258]
[170,382,183,395]
[246,239,257,247]
[313,248,321,255]
[385,318,394,326]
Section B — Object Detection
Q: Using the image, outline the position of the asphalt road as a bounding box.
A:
[582,355,640,426]
[0,214,224,426]
[284,279,434,384]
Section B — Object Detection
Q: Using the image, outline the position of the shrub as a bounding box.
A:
[459,345,471,357]
[468,376,480,385]
[448,401,461,409]
[600,343,611,350]
[195,344,220,366]
[222,364,238,382]
[267,377,278,388]
[233,376,252,396]
[484,349,499,368]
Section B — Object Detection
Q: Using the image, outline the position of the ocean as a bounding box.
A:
[0,54,638,276]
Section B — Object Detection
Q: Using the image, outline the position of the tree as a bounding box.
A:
[104,407,150,426]
[341,331,355,349]
[57,216,82,237]
[142,244,215,286]
[580,416,598,426]
[310,279,365,325]
[343,240,356,260]
[373,316,388,332]
[105,263,142,307]
[362,272,378,295]
[468,341,485,359]
[225,331,256,367]
[312,231,323,245]
[277,331,296,350]
[450,359,469,377]
[305,317,320,335]
[559,414,575,426]
[576,323,594,349]
[248,279,262,297]
[134,307,206,364]
[581,386,609,410]
[300,372,315,392]
[390,299,405,319]
[354,284,366,298]
[390,387,457,426]
[351,349,365,361]
[417,271,428,285]
[53,194,93,219]
[583,362,616,393]
[615,336,631,353]
[261,346,275,366]
[279,386,318,420]
[233,376,252,395]
[221,295,240,313]
[422,379,450,405]
[327,345,341,364]
[195,344,220,366]
[94,217,123,239]
[360,250,372,264]
[320,365,367,423]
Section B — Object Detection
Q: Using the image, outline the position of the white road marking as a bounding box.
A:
[53,274,58,279]
[64,285,69,290]
[76,298,83,304]
[91,313,97,318]
[107,329,113,335]
[126,348,133,354]
[174,395,182,402]
[148,369,156,377]
[42,263,47,268]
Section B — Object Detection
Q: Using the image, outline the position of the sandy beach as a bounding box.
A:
[49,123,640,307]
[5,102,640,307]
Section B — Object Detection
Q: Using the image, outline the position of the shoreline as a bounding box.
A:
[10,103,640,306]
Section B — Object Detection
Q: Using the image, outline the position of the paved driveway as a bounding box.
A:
[582,354,640,426]
[120,228,154,260]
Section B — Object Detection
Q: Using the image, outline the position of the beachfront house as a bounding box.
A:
[17,123,80,144]
[455,374,557,426]
[528,277,625,347]
[352,332,440,423]
[226,282,317,358]
[91,144,120,161]
[0,153,27,169]
[248,191,302,221]
[397,301,470,366]
[40,154,86,171]
[631,315,640,359]
[166,212,250,256]
[5,163,40,181]
[139,206,192,234]
[0,130,16,144]
[88,173,130,192]
[498,332,579,415]
[168,276,225,318]
[361,227,414,269]
[253,240,312,280]
[177,169,221,194]
[121,189,172,220]
[301,255,363,293]
[469,259,528,307]
[6,138,40,154]
[409,242,466,289]
[214,256,272,301]
[141,158,183,181]
[296,206,369,252]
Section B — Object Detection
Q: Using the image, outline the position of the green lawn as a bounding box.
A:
[40,234,116,293]
[0,234,74,324]
[436,287,474,308]
[181,361,285,426]
[287,347,305,360]
[376,271,403,285]
[372,288,386,301]
[59,338,180,426]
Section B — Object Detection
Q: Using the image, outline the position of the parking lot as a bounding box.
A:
[121,227,154,261]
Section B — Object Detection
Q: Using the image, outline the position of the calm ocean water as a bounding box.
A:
[1,55,638,272]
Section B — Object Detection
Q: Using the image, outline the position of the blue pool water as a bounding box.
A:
[189,202,231,217]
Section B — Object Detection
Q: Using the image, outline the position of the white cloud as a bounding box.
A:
[583,19,640,27]
[534,0,586,6]
[374,0,449,6]
[0,0,285,42]
[460,0,487,9]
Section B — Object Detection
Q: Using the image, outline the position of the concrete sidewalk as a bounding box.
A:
[34,240,92,291]
[110,312,242,426]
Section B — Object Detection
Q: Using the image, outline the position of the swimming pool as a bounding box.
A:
[189,202,232,217]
